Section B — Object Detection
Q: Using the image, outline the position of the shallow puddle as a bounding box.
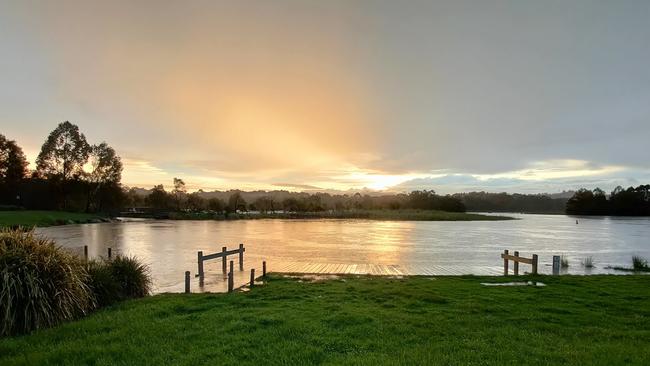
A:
[481,281,546,287]
[285,274,343,282]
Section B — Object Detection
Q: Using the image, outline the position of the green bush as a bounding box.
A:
[109,256,152,299]
[86,260,121,307]
[0,229,94,336]
[86,256,152,306]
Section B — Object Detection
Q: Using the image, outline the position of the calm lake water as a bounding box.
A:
[36,214,650,292]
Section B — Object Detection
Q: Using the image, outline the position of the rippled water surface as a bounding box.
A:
[36,214,650,291]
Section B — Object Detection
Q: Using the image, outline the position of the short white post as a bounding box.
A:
[552,255,560,275]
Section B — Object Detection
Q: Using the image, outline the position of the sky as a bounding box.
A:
[1,0,649,194]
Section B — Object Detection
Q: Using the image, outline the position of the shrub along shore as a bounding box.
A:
[0,229,151,337]
[1,275,649,365]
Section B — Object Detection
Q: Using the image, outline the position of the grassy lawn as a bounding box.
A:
[0,210,104,228]
[171,209,513,221]
[1,275,648,365]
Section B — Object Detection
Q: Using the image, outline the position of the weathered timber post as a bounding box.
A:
[197,251,204,281]
[228,260,234,292]
[84,245,88,261]
[532,254,539,275]
[503,249,509,276]
[108,247,112,259]
[263,261,267,277]
[250,268,255,287]
[185,271,191,293]
[513,251,519,275]
[552,255,560,275]
[221,246,227,274]
[239,243,244,271]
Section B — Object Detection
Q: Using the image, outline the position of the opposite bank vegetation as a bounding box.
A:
[165,209,513,221]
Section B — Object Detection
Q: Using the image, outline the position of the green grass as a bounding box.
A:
[1,275,649,365]
[171,209,513,221]
[0,211,104,228]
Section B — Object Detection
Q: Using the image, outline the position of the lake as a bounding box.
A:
[36,214,650,292]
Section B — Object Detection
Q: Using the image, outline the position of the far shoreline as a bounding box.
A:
[1,209,515,229]
[162,209,515,222]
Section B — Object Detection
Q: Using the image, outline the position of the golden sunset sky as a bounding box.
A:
[1,1,649,193]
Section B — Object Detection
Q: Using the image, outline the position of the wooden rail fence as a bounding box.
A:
[184,258,268,294]
[501,250,538,275]
[196,243,245,282]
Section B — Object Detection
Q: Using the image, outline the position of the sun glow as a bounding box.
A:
[333,171,427,191]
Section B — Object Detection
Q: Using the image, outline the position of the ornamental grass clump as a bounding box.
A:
[87,256,151,307]
[0,229,94,336]
[109,255,152,300]
[86,259,121,308]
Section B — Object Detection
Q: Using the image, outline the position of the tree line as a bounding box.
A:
[452,191,568,213]
[566,185,650,216]
[0,122,123,212]
[123,186,468,214]
[0,124,468,214]
[4,125,647,216]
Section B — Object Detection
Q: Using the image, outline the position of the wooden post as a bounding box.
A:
[184,271,190,293]
[222,246,227,274]
[263,261,267,276]
[108,247,112,259]
[250,268,255,287]
[532,254,538,275]
[228,260,234,292]
[84,245,88,260]
[503,249,509,276]
[513,251,519,275]
[197,251,204,280]
[239,243,244,271]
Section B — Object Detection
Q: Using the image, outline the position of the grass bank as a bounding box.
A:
[1,275,648,365]
[0,210,105,228]
[170,209,514,221]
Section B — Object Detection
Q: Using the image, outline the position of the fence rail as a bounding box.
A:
[196,244,245,282]
[184,259,267,294]
[501,249,538,275]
